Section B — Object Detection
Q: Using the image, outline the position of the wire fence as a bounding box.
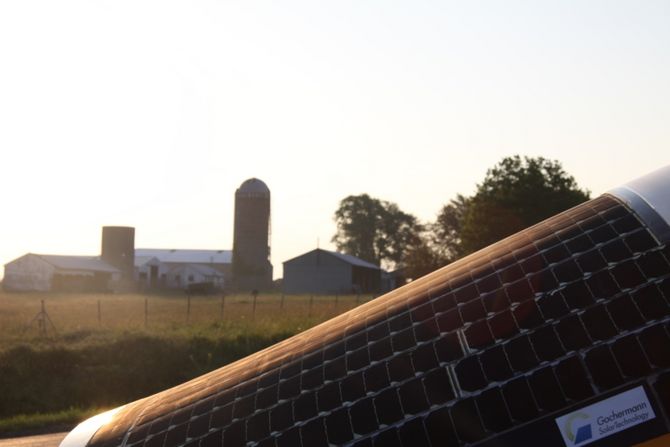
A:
[0,292,378,339]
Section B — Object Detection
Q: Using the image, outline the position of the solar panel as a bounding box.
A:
[61,167,670,447]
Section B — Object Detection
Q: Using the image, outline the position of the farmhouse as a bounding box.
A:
[282,248,387,294]
[3,254,121,292]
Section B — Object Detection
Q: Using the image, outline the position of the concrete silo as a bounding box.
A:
[101,226,135,282]
[232,178,273,291]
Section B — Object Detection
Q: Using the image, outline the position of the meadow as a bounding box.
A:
[0,291,371,436]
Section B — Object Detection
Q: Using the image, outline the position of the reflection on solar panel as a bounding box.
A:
[62,167,670,447]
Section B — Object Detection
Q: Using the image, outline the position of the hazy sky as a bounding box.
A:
[1,0,668,279]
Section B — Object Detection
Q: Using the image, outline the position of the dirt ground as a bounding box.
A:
[0,432,67,447]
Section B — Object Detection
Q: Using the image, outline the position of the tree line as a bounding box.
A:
[332,155,590,281]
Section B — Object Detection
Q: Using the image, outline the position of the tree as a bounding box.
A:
[332,194,422,269]
[431,194,470,262]
[332,156,589,283]
[402,236,445,281]
[435,156,590,257]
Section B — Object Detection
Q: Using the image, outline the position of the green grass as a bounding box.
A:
[0,291,374,434]
[0,292,370,351]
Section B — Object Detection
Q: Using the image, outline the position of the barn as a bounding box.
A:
[3,254,121,292]
[134,249,230,291]
[282,249,383,294]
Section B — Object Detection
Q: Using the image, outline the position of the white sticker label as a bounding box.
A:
[555,386,656,446]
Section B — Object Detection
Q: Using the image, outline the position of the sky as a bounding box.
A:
[0,0,668,279]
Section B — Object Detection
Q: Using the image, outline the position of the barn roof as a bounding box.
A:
[36,254,120,273]
[135,249,232,264]
[134,256,160,267]
[283,249,380,270]
[327,251,381,269]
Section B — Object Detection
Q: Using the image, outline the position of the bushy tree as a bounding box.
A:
[333,156,589,284]
[434,156,590,257]
[402,237,445,281]
[332,194,422,269]
[431,194,470,262]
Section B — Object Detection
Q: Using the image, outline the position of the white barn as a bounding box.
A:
[3,254,121,292]
[135,249,231,291]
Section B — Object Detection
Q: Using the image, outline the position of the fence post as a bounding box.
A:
[29,299,55,337]
[187,293,191,323]
[97,299,101,326]
[144,297,148,329]
[309,295,314,317]
[38,300,46,337]
[220,294,226,320]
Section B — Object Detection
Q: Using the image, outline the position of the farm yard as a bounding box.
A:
[0,291,374,436]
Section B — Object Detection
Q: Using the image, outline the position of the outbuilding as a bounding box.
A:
[3,254,121,292]
[282,249,383,294]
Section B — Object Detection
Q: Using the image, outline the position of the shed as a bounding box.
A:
[282,249,382,294]
[3,254,121,292]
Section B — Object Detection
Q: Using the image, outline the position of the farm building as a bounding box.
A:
[282,249,385,294]
[3,178,274,293]
[134,249,230,291]
[134,255,161,288]
[3,254,121,292]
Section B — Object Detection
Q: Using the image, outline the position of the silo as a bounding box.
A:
[232,178,273,291]
[101,226,135,281]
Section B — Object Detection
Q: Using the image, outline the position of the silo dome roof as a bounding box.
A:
[237,178,270,196]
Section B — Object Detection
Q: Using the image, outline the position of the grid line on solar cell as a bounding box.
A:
[152,360,456,445]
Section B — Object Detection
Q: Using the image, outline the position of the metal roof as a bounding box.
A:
[327,250,381,269]
[135,249,232,264]
[284,249,380,270]
[36,254,120,273]
[134,256,160,267]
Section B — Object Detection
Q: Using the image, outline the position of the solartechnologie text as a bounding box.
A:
[596,401,650,436]
[555,386,655,446]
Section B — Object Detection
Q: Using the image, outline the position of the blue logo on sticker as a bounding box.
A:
[573,424,593,444]
[564,412,592,445]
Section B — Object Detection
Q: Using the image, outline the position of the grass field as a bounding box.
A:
[0,291,373,436]
[0,291,370,350]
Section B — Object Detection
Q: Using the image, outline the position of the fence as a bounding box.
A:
[0,292,378,339]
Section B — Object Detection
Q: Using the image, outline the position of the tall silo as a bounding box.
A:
[101,226,135,281]
[232,178,273,291]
